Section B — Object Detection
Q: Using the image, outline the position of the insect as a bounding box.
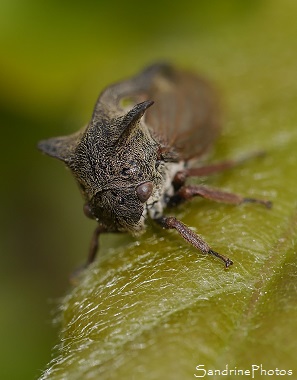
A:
[38,63,271,269]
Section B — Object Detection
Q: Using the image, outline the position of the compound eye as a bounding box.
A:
[135,181,153,203]
[83,203,94,219]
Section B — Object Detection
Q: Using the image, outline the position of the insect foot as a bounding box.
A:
[156,216,233,268]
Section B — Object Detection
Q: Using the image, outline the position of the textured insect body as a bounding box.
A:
[39,63,271,268]
[146,160,186,220]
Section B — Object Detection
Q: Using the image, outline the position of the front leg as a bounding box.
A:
[86,223,126,267]
[155,216,233,268]
[70,224,109,282]
[86,224,109,267]
[169,185,272,208]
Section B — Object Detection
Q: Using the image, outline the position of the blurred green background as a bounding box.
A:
[1,0,297,379]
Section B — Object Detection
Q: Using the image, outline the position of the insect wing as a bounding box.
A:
[144,66,221,160]
[95,63,221,161]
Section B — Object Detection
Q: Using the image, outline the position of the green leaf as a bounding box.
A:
[40,185,297,379]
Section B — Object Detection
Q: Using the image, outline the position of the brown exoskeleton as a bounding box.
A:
[38,63,271,269]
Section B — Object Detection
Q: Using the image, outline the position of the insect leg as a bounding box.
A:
[155,216,233,268]
[86,224,109,266]
[169,185,272,208]
[173,151,265,188]
[70,225,117,283]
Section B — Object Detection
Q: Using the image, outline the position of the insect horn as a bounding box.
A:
[119,100,154,140]
[37,130,82,163]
